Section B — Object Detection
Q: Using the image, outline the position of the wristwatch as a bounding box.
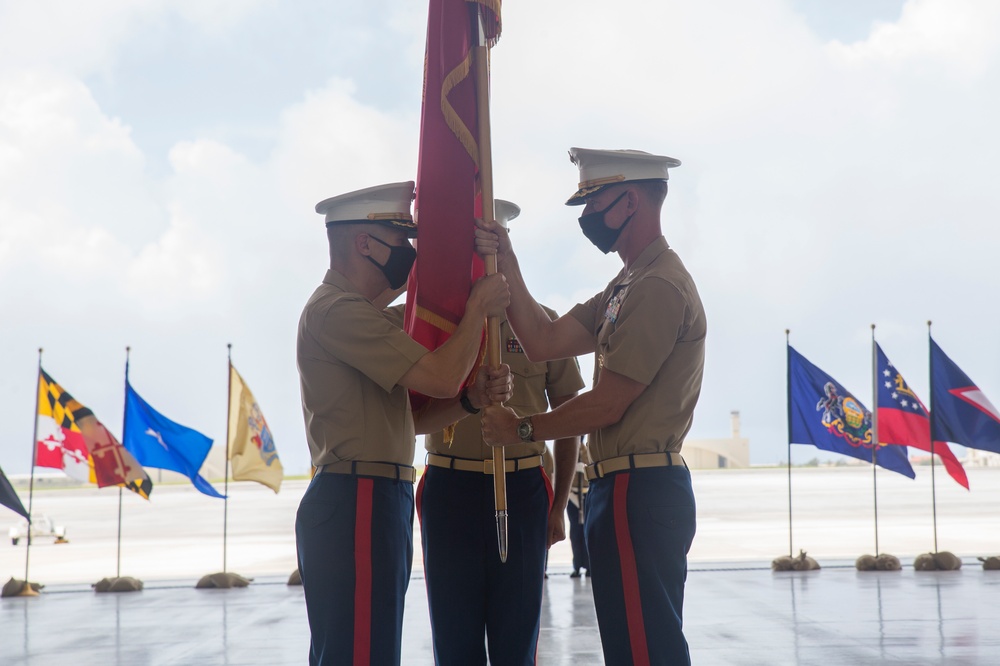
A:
[459,387,480,415]
[517,416,535,443]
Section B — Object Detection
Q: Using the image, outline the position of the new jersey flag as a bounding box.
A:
[123,382,224,499]
[788,346,914,478]
[875,344,968,489]
[930,338,1000,455]
[228,365,282,493]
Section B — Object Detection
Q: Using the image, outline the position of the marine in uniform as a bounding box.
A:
[567,441,591,577]
[295,181,512,665]
[418,200,585,666]
[476,149,706,665]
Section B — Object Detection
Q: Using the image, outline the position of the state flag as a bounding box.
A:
[875,343,968,489]
[228,365,283,493]
[36,370,153,498]
[788,345,914,478]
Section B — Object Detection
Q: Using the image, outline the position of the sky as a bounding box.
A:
[2,0,1000,481]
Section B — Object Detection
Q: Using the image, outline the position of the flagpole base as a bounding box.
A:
[496,511,508,564]
[2,579,42,598]
[196,572,252,589]
[93,576,144,593]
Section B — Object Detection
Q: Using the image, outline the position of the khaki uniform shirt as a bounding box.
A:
[425,312,585,460]
[568,236,706,463]
[297,270,428,467]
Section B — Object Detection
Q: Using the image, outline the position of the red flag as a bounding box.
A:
[875,344,969,489]
[404,0,501,407]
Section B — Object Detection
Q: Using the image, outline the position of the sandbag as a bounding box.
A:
[978,556,1000,570]
[93,576,143,593]
[855,554,877,571]
[875,554,901,571]
[791,549,821,571]
[195,572,252,589]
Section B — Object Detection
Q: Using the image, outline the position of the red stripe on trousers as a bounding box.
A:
[540,467,554,510]
[614,473,650,666]
[353,478,374,666]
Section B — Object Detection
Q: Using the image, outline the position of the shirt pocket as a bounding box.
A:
[507,359,549,415]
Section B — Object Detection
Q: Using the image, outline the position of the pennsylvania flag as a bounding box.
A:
[36,370,153,498]
[875,344,968,489]
[124,382,225,499]
[228,365,283,493]
[930,338,1000,455]
[788,345,914,478]
[0,465,28,519]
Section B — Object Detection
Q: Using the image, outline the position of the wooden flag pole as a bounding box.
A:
[472,11,507,564]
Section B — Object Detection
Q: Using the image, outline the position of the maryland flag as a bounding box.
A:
[36,369,153,499]
[403,0,502,408]
[228,365,282,493]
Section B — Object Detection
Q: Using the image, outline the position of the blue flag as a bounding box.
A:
[930,337,1000,455]
[788,345,915,478]
[123,382,225,499]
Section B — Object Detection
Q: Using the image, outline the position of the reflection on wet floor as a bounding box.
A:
[2,564,999,665]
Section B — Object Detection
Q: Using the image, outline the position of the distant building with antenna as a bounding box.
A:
[683,411,750,469]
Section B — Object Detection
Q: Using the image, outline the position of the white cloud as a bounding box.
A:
[830,0,1000,77]
[0,0,272,76]
[271,78,419,208]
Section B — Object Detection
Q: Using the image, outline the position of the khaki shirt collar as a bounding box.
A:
[622,236,670,283]
[323,269,362,296]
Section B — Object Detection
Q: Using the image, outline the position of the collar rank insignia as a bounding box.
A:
[506,337,524,354]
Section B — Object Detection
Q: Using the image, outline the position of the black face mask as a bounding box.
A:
[366,234,416,290]
[578,191,633,254]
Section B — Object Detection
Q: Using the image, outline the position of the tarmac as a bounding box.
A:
[2,466,999,664]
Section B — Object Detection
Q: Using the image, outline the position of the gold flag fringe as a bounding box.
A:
[440,52,480,168]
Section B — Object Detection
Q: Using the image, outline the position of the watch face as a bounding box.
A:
[518,419,533,441]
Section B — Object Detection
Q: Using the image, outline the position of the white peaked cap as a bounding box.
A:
[494,199,520,229]
[566,148,680,205]
[315,181,417,237]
